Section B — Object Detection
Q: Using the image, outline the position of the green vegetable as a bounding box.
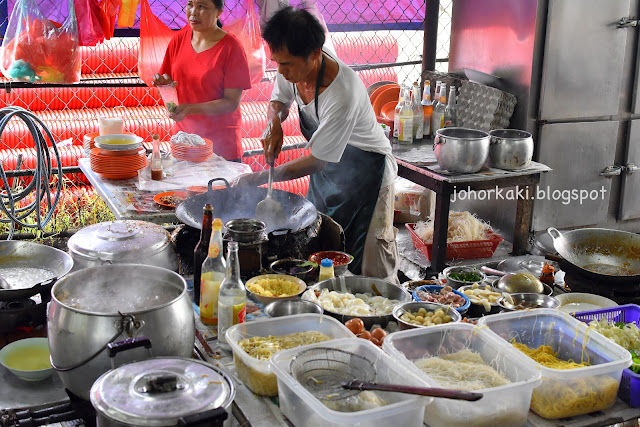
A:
[166,101,177,113]
[631,349,640,375]
[448,271,483,282]
[615,322,626,329]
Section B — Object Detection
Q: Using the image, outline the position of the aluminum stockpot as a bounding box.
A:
[224,218,266,243]
[489,129,534,170]
[48,264,195,400]
[433,127,490,173]
[67,220,178,272]
[91,357,234,427]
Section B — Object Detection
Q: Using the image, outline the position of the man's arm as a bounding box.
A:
[236,154,327,187]
[262,100,290,165]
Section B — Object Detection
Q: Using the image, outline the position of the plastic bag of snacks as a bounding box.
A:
[394,176,434,223]
[1,0,81,83]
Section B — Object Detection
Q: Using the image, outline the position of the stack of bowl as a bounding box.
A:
[170,138,213,162]
[90,134,147,180]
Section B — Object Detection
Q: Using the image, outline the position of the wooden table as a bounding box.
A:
[392,140,551,274]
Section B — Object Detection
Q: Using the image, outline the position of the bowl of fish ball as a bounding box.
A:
[264,299,323,317]
[498,292,560,312]
[0,338,53,381]
[412,284,470,314]
[458,283,503,317]
[245,274,307,305]
[393,301,461,330]
[442,266,486,289]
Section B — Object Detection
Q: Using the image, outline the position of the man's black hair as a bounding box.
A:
[262,6,325,59]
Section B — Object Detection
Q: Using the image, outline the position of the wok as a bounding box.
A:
[0,241,74,300]
[176,178,318,235]
[547,227,640,283]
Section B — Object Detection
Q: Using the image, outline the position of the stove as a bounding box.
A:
[563,270,640,305]
[0,279,55,334]
[0,389,93,427]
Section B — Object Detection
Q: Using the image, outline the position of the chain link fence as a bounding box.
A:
[0,0,452,235]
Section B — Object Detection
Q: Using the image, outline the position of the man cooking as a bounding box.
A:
[235,6,398,282]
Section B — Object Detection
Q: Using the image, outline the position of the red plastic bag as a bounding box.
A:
[99,0,121,39]
[0,0,81,83]
[138,0,176,87]
[224,0,266,85]
[74,0,107,46]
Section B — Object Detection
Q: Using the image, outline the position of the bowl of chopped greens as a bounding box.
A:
[442,266,486,289]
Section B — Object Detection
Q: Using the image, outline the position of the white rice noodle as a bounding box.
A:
[414,211,492,243]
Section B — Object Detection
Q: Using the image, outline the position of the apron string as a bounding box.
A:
[294,53,326,121]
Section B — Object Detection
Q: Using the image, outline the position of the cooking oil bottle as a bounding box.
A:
[200,218,225,325]
[431,82,447,134]
[412,81,424,141]
[421,81,433,138]
[392,86,405,140]
[397,88,414,144]
[218,241,246,350]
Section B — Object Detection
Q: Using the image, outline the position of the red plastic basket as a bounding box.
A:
[573,304,640,407]
[405,223,503,261]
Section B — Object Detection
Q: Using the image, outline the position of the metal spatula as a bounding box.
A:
[255,162,285,226]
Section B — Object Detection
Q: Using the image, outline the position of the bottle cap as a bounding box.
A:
[213,218,223,230]
[320,258,333,267]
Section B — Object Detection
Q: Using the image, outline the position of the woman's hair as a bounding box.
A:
[262,6,325,59]
[208,0,224,27]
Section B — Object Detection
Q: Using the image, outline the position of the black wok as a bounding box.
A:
[175,178,318,234]
[547,227,640,284]
[0,241,74,301]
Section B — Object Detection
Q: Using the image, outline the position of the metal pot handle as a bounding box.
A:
[490,137,504,145]
[268,227,293,238]
[178,408,228,427]
[208,178,230,192]
[433,135,445,151]
[547,227,562,242]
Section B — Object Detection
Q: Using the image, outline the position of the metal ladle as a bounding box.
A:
[480,266,545,294]
[255,160,285,226]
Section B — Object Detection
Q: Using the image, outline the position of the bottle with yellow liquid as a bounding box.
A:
[200,218,225,325]
[218,241,246,350]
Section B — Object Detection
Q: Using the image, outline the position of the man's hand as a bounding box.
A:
[232,172,265,188]
[261,117,284,166]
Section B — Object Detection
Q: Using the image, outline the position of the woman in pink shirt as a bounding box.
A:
[153,0,251,161]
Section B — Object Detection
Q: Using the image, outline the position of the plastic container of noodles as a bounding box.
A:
[478,309,632,419]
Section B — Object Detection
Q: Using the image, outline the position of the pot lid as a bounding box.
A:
[68,220,170,261]
[90,357,234,426]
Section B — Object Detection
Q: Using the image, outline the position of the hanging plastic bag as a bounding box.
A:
[99,0,120,39]
[0,0,81,83]
[138,0,176,87]
[74,0,107,46]
[118,0,141,27]
[224,0,266,85]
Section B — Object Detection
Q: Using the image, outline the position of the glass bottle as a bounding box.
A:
[193,204,213,306]
[397,88,414,144]
[218,241,246,350]
[444,86,458,128]
[432,81,441,110]
[539,263,555,287]
[431,83,447,134]
[421,81,433,138]
[318,258,335,282]
[412,81,424,141]
[392,86,405,139]
[150,134,163,181]
[200,218,225,326]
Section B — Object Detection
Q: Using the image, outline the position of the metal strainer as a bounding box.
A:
[289,347,483,402]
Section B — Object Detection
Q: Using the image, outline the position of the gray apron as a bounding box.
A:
[296,54,385,275]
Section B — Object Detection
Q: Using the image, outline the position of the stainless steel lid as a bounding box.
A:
[90,357,234,426]
[67,220,170,261]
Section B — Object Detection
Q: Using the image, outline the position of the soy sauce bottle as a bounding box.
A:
[193,204,213,305]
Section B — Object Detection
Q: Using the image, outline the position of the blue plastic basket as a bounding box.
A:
[573,304,640,407]
[412,285,470,314]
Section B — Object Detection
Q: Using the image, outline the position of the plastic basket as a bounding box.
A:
[412,284,470,314]
[405,223,503,261]
[573,304,640,407]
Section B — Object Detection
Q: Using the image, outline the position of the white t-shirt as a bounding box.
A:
[270,55,397,187]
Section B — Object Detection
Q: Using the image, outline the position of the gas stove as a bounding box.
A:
[0,279,55,334]
[0,389,92,427]
[563,270,640,305]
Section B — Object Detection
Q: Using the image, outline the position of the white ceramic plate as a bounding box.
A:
[556,292,618,314]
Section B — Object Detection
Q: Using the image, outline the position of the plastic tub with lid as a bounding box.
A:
[478,309,632,419]
[271,337,430,427]
[225,313,352,397]
[383,323,541,427]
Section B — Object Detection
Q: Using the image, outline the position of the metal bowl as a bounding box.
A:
[269,258,315,283]
[308,251,353,276]
[498,292,560,311]
[442,266,486,289]
[492,271,549,294]
[489,129,534,171]
[245,274,307,305]
[392,301,461,330]
[457,284,503,317]
[264,299,323,317]
[225,218,266,243]
[309,276,410,329]
[433,128,490,173]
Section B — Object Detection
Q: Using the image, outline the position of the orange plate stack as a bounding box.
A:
[170,138,213,162]
[89,147,147,180]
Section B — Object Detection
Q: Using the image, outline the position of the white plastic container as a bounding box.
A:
[382,323,541,427]
[271,338,430,427]
[478,309,632,419]
[98,117,124,136]
[225,313,353,397]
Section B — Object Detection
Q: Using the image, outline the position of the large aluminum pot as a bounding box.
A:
[433,128,490,173]
[306,276,410,329]
[48,264,195,400]
[91,357,233,427]
[489,129,534,170]
[67,220,178,272]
